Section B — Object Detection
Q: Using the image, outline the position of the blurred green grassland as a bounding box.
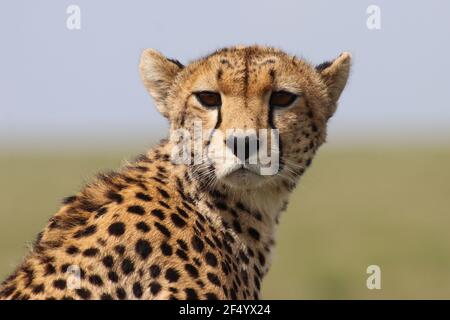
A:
[1,147,449,299]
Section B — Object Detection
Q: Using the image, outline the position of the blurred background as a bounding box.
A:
[1,0,449,299]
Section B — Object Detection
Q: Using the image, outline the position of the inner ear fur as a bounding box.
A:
[139,48,184,118]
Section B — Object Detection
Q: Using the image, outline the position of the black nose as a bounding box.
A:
[226,134,260,161]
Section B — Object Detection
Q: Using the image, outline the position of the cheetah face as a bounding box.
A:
[140,46,351,190]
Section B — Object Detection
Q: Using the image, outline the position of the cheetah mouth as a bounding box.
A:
[229,167,258,177]
[220,166,269,189]
[222,166,264,183]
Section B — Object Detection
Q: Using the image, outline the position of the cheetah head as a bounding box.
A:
[140,46,351,191]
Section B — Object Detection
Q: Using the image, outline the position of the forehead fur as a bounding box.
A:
[181,45,320,91]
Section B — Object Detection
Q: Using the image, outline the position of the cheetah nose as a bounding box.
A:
[226,134,260,162]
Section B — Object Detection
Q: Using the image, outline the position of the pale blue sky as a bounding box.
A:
[1,0,449,148]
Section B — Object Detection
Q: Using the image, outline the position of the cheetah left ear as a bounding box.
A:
[140,49,184,118]
[316,52,351,117]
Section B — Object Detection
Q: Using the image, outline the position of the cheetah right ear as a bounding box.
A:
[316,52,351,118]
[140,49,184,118]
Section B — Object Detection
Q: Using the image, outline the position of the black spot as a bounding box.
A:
[207,273,221,287]
[102,256,114,268]
[121,258,135,275]
[177,239,188,251]
[133,282,143,298]
[156,165,167,173]
[239,250,250,264]
[95,207,107,219]
[221,262,230,276]
[75,288,91,300]
[100,294,113,300]
[230,288,237,300]
[175,249,188,261]
[136,221,150,233]
[108,271,119,283]
[258,251,266,266]
[1,286,15,298]
[135,239,152,260]
[232,220,242,233]
[159,200,171,209]
[151,209,165,220]
[185,288,198,300]
[248,227,260,241]
[152,176,165,184]
[215,201,228,210]
[184,264,199,279]
[241,270,249,286]
[212,235,223,248]
[160,242,173,256]
[170,213,186,228]
[127,205,145,215]
[176,207,189,218]
[216,69,223,80]
[88,275,104,287]
[82,247,99,257]
[191,235,204,253]
[18,293,30,300]
[60,263,70,273]
[136,192,152,202]
[44,264,56,276]
[149,264,161,278]
[269,68,276,81]
[183,200,193,211]
[22,266,34,287]
[236,201,246,211]
[74,225,97,238]
[225,231,234,243]
[193,257,202,267]
[165,268,180,283]
[154,222,171,237]
[106,191,123,204]
[157,187,170,199]
[114,245,125,255]
[133,165,149,172]
[32,284,44,294]
[116,287,126,300]
[196,280,205,288]
[108,222,126,236]
[254,275,261,290]
[195,220,206,233]
[205,252,218,267]
[150,282,161,295]
[62,195,77,204]
[66,246,79,255]
[205,293,218,300]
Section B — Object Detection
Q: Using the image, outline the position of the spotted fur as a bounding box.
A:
[0,45,351,300]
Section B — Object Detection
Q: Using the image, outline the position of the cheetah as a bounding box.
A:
[0,45,351,300]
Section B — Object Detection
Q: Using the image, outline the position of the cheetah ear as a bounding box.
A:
[316,52,351,117]
[140,48,184,118]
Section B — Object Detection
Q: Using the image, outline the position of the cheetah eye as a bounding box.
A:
[269,91,298,108]
[194,91,222,108]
